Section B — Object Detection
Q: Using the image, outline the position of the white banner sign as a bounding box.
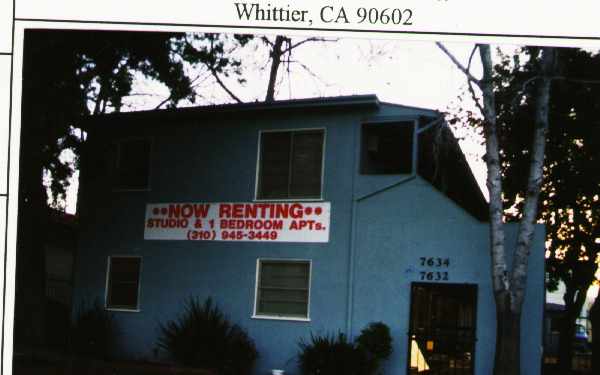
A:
[144,202,330,243]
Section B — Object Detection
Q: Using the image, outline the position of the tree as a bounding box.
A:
[492,47,600,373]
[437,43,556,375]
[591,296,600,373]
[177,33,253,104]
[17,29,251,351]
[261,35,336,102]
[176,33,333,103]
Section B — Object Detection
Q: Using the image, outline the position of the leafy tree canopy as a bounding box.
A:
[492,47,600,293]
[447,46,600,371]
[16,30,253,348]
[22,30,252,205]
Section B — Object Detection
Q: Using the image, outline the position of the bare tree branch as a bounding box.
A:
[209,67,243,103]
[189,73,212,90]
[154,71,213,110]
[437,43,485,116]
[441,44,485,118]
[281,37,338,55]
[467,83,485,117]
[552,76,600,85]
[465,46,485,113]
[154,94,173,110]
[181,35,245,104]
[296,61,329,86]
[260,36,274,48]
[436,42,482,85]
[265,36,288,102]
[264,35,337,101]
[123,93,161,97]
[506,70,600,114]
[466,45,478,73]
[511,76,541,110]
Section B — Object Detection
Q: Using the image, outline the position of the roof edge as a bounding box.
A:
[80,94,381,128]
[379,101,442,116]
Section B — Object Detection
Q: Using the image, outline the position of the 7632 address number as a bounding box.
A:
[419,257,450,281]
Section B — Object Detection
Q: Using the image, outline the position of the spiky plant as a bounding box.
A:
[157,297,258,375]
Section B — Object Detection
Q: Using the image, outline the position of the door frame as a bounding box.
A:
[406,282,479,375]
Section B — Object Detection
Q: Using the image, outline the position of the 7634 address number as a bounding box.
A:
[419,257,450,281]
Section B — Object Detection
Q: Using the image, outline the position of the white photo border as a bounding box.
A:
[3,2,600,374]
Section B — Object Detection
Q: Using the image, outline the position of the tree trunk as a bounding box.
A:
[558,283,589,373]
[494,294,521,375]
[483,45,556,375]
[265,36,286,102]
[479,44,519,375]
[14,110,49,352]
[478,45,509,295]
[510,48,555,309]
[438,43,556,375]
[14,41,56,352]
[590,294,600,374]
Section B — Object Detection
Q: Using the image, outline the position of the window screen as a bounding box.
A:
[257,130,324,199]
[106,256,141,310]
[361,122,414,174]
[113,139,150,190]
[255,260,310,319]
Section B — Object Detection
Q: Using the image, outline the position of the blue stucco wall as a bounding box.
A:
[352,176,544,375]
[73,101,544,375]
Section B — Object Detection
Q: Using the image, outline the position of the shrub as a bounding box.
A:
[157,297,258,375]
[69,299,118,360]
[356,322,393,375]
[45,299,71,351]
[298,332,368,375]
[298,322,392,375]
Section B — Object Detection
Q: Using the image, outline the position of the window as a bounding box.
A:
[105,256,142,311]
[257,130,324,200]
[113,138,151,190]
[361,122,414,174]
[254,259,311,320]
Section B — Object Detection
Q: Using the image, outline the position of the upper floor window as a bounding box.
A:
[113,138,150,190]
[256,129,324,200]
[361,122,414,174]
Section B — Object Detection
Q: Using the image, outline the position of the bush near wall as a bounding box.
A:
[72,360,219,375]
[13,358,218,375]
[298,322,392,375]
[157,297,258,375]
[356,322,393,374]
[69,300,118,360]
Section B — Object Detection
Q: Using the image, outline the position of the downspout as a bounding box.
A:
[345,122,359,337]
[345,119,422,337]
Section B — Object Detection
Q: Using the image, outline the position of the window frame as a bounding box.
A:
[104,255,143,312]
[252,258,312,322]
[254,128,326,202]
[111,136,153,192]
